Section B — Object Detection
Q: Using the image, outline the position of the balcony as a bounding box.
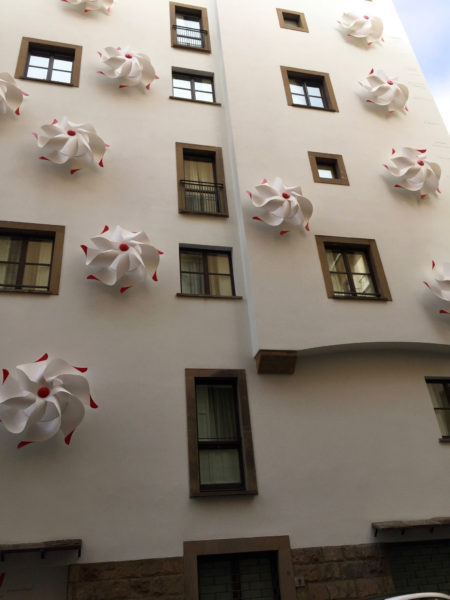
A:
[180,180,225,215]
[173,25,208,49]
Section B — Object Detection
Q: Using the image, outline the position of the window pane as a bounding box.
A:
[23,265,50,288]
[207,254,230,274]
[427,383,450,409]
[331,273,351,294]
[348,252,371,274]
[181,272,205,295]
[26,66,48,79]
[292,94,307,106]
[184,159,214,182]
[51,70,72,84]
[195,91,213,102]
[173,77,191,90]
[173,87,192,99]
[26,240,53,264]
[309,96,325,108]
[196,383,237,440]
[283,15,300,27]
[180,252,203,272]
[194,81,213,93]
[28,55,49,68]
[435,409,450,437]
[240,556,277,600]
[199,449,241,485]
[306,86,322,96]
[199,558,233,600]
[0,263,19,287]
[209,275,233,296]
[53,59,73,72]
[352,274,376,295]
[0,237,22,262]
[326,251,345,272]
[176,15,201,28]
[317,167,334,179]
[289,82,303,94]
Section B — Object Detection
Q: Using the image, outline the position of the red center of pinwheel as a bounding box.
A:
[417,160,425,166]
[119,243,129,251]
[37,386,50,398]
[125,53,133,59]
[67,130,76,136]
[282,193,290,199]
[364,15,369,19]
[387,80,394,85]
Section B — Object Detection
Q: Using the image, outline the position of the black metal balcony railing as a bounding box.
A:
[180,180,224,214]
[173,25,207,48]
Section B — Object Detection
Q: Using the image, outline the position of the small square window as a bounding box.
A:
[171,69,216,104]
[308,152,349,186]
[176,143,228,216]
[179,246,237,298]
[277,9,309,32]
[280,66,338,112]
[316,236,392,301]
[15,38,82,87]
[170,3,211,52]
[0,222,65,294]
[185,369,257,496]
[425,379,450,441]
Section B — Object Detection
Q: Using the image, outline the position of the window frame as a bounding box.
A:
[276,8,309,32]
[15,37,82,87]
[315,235,392,302]
[280,66,338,112]
[425,378,450,442]
[0,221,65,295]
[171,68,220,105]
[185,369,257,497]
[170,2,211,53]
[184,536,296,600]
[178,245,240,299]
[176,142,228,217]
[308,152,349,186]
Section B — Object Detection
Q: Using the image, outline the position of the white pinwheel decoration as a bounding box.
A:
[360,69,409,113]
[338,12,384,46]
[0,73,29,116]
[0,353,97,448]
[98,46,158,90]
[81,225,163,294]
[61,0,113,13]
[383,148,441,199]
[33,117,107,174]
[424,262,450,315]
[246,177,313,235]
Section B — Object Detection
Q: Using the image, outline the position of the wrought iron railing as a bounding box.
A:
[180,180,224,213]
[173,25,207,48]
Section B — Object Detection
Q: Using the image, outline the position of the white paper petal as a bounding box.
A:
[339,12,384,45]
[361,69,408,112]
[386,148,441,196]
[0,73,26,115]
[99,46,157,89]
[64,0,113,13]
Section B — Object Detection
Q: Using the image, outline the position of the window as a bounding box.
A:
[316,236,392,301]
[171,69,217,104]
[280,66,338,112]
[170,2,211,52]
[179,247,238,298]
[184,537,296,600]
[276,9,308,32]
[425,379,450,440]
[176,143,228,216]
[0,222,65,294]
[308,152,349,186]
[15,38,82,86]
[185,369,257,496]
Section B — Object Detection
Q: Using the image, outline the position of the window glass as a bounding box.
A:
[326,250,345,272]
[0,234,55,292]
[27,66,47,79]
[173,77,191,89]
[348,252,370,274]
[53,58,72,71]
[317,166,334,179]
[28,55,49,68]
[25,44,75,84]
[426,381,450,437]
[51,70,72,84]
[207,254,231,274]
[309,96,324,108]
[199,449,241,484]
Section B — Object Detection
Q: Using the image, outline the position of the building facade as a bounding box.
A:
[0,0,449,598]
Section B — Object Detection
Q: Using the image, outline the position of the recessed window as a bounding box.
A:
[316,236,392,301]
[15,38,82,86]
[176,143,228,216]
[0,222,65,294]
[308,152,349,185]
[171,69,216,103]
[170,3,211,52]
[185,369,257,496]
[280,66,338,112]
[277,9,308,32]
[179,247,236,298]
[425,379,450,440]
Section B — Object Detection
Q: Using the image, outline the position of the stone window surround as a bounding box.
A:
[276,8,309,33]
[170,67,221,106]
[308,151,350,186]
[169,2,211,53]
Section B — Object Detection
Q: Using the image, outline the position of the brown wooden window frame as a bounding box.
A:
[176,142,228,217]
[276,9,309,32]
[315,235,392,302]
[15,37,82,87]
[185,369,257,497]
[184,536,296,600]
[170,67,220,105]
[308,152,349,186]
[280,66,338,112]
[0,221,65,295]
[170,2,211,53]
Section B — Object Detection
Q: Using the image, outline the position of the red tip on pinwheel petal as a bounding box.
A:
[35,353,48,362]
[65,431,74,445]
[80,244,88,255]
[347,34,352,37]
[418,149,427,153]
[101,225,109,234]
[120,286,131,294]
[432,261,436,269]
[366,100,373,103]
[383,164,389,169]
[40,156,49,161]
[84,9,90,12]
[158,250,164,255]
[388,110,394,115]
[21,91,29,96]
[2,369,9,383]
[15,107,20,115]
[97,51,102,57]
[394,184,404,188]
[368,42,373,46]
[146,83,151,90]
[261,178,268,184]
[70,169,81,175]
[405,106,409,111]
[246,190,253,198]
[97,71,105,75]
[99,159,104,167]
[117,46,122,50]
[252,216,262,221]
[305,222,310,231]
[420,194,427,199]
[32,132,38,139]
[369,68,374,74]
[87,275,99,281]
[105,143,110,148]
[440,310,450,315]
[107,7,111,12]
[423,281,431,288]
[52,119,58,125]
[381,38,385,42]
[437,189,441,194]
[17,441,33,449]
[74,367,88,373]
[280,230,289,236]
[392,148,396,154]
[152,272,158,282]
[90,396,98,409]
[119,85,128,89]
